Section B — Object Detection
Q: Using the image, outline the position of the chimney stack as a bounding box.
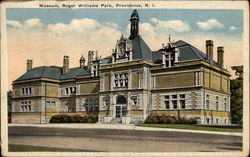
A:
[63,56,69,74]
[206,40,214,64]
[217,46,224,69]
[79,55,85,68]
[88,51,94,69]
[26,59,33,72]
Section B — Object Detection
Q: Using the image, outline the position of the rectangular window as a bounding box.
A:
[216,96,219,111]
[70,87,73,94]
[165,101,170,109]
[51,101,56,106]
[25,88,28,95]
[94,105,99,112]
[28,105,31,111]
[206,100,209,110]
[66,88,69,95]
[46,101,50,106]
[172,100,177,109]
[180,94,185,98]
[195,72,201,85]
[115,80,118,87]
[180,100,185,109]
[29,87,32,94]
[21,105,24,112]
[24,105,28,112]
[164,95,169,99]
[114,72,128,88]
[224,98,227,111]
[172,95,177,99]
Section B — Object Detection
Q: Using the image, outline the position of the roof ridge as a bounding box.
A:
[41,66,46,78]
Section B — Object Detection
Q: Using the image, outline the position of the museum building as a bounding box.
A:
[11,10,231,124]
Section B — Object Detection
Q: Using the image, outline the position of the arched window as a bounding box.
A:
[116,95,127,104]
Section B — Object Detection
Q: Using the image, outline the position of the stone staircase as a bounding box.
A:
[109,118,122,124]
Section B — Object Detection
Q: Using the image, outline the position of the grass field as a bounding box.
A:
[141,124,242,132]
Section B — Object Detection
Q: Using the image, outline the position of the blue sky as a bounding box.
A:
[7,8,243,36]
[6,8,244,90]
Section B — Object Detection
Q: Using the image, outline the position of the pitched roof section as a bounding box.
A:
[101,56,112,64]
[15,66,90,82]
[60,67,90,80]
[131,35,152,61]
[152,40,218,66]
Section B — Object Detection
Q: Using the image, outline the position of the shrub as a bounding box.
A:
[49,114,98,123]
[144,115,197,124]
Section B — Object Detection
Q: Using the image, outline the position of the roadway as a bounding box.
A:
[8,126,242,152]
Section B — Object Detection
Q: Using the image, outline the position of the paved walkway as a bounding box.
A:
[8,123,242,136]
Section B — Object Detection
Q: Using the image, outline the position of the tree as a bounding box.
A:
[7,90,13,123]
[230,66,243,124]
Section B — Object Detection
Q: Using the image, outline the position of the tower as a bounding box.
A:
[79,55,85,68]
[129,9,139,40]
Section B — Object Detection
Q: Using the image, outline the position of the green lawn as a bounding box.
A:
[141,124,242,132]
[9,144,93,152]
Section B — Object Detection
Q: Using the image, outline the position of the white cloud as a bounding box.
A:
[48,18,101,33]
[105,22,119,29]
[24,18,42,28]
[150,18,191,32]
[6,20,23,28]
[197,19,224,30]
[230,26,237,31]
[47,23,70,33]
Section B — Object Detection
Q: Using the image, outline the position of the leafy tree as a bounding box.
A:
[230,66,243,124]
[7,90,13,123]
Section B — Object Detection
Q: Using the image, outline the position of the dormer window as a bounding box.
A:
[165,52,175,67]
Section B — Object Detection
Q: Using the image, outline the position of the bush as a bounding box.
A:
[49,114,98,123]
[144,115,197,124]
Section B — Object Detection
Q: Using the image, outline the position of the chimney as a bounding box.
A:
[206,40,214,63]
[217,47,224,69]
[63,56,69,74]
[88,51,94,69]
[79,55,85,68]
[26,59,33,72]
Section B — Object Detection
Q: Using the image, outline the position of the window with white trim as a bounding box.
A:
[215,96,219,111]
[224,98,227,111]
[65,86,76,95]
[165,53,175,68]
[206,94,210,110]
[92,65,99,77]
[20,101,32,112]
[46,101,56,107]
[85,98,99,112]
[114,72,128,88]
[164,95,170,109]
[163,94,187,110]
[195,72,201,85]
[21,87,32,95]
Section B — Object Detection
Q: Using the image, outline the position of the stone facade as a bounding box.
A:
[11,10,231,125]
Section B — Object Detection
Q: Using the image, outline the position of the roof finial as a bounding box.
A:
[168,34,171,43]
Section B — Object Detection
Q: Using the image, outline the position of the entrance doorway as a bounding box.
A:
[115,106,127,118]
[115,95,127,118]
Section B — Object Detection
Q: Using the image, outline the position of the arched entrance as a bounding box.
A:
[115,95,127,118]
